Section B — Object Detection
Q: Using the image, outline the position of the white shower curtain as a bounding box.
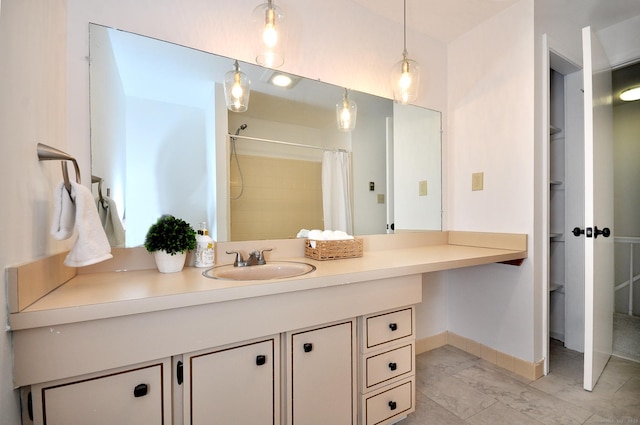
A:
[321,151,353,234]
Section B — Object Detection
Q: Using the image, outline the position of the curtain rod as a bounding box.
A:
[228,134,348,153]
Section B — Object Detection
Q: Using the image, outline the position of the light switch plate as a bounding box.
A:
[472,172,484,191]
[418,180,428,196]
[377,194,385,204]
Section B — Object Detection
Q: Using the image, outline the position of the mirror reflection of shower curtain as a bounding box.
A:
[321,151,353,234]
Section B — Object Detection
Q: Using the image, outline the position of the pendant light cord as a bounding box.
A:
[403,0,407,56]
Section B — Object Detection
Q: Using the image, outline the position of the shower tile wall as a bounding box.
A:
[230,155,323,241]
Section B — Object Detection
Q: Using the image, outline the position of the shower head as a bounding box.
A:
[235,124,248,135]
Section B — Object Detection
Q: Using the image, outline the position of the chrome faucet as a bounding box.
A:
[226,249,272,267]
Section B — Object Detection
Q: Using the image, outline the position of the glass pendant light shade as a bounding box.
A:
[391,0,420,105]
[336,89,357,132]
[391,52,420,104]
[223,60,251,112]
[252,0,286,68]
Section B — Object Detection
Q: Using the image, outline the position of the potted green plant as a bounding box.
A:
[144,215,196,273]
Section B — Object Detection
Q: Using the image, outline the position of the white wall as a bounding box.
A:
[352,110,389,236]
[0,2,68,423]
[0,0,447,421]
[394,104,442,231]
[446,0,538,362]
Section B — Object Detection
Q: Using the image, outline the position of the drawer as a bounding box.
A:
[364,308,413,350]
[364,343,414,390]
[361,379,414,425]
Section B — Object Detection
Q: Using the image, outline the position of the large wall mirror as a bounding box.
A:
[89,23,441,246]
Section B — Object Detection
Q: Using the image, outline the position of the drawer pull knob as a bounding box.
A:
[256,355,266,366]
[389,401,397,411]
[134,383,149,398]
[388,362,397,371]
[303,343,313,353]
[389,323,398,331]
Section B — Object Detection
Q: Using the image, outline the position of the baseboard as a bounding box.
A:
[415,331,544,381]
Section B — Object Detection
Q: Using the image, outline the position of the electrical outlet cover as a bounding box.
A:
[472,172,484,191]
[419,180,428,196]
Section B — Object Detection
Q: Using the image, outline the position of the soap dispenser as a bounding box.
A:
[195,222,215,268]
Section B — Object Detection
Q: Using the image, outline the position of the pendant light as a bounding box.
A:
[391,0,420,104]
[252,0,286,68]
[223,60,251,112]
[336,88,357,132]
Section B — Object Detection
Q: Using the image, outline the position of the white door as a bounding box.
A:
[582,26,614,391]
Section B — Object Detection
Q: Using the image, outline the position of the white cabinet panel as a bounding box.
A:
[185,337,279,425]
[364,308,413,350]
[362,379,414,425]
[287,320,356,425]
[364,343,414,390]
[33,361,169,425]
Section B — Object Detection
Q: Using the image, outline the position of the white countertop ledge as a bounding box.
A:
[8,232,527,331]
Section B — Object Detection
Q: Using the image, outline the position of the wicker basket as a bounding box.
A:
[304,238,363,261]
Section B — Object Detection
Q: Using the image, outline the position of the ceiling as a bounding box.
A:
[351,0,640,43]
[351,0,640,102]
[350,0,520,43]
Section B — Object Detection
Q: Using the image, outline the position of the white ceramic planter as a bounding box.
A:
[153,250,186,273]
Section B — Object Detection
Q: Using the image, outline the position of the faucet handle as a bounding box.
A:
[257,248,273,265]
[225,250,245,267]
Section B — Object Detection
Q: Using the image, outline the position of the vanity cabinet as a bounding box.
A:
[13,272,425,425]
[359,307,416,425]
[28,359,172,425]
[182,336,280,425]
[285,319,357,425]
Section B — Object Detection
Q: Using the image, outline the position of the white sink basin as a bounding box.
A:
[203,261,316,281]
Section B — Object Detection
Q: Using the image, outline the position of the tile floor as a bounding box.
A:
[398,342,640,425]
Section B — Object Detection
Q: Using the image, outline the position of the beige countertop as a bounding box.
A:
[9,232,527,331]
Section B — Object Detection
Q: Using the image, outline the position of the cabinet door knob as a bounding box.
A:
[389,323,398,331]
[303,343,313,353]
[388,362,397,371]
[177,360,183,385]
[134,383,149,398]
[388,401,397,411]
[256,355,267,366]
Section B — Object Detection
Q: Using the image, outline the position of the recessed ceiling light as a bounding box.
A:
[620,87,640,102]
[260,70,301,89]
[271,73,293,87]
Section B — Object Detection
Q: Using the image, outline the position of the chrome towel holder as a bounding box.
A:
[37,143,81,194]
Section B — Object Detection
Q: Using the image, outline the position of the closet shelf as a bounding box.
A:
[550,180,563,186]
[550,125,561,135]
[550,233,563,240]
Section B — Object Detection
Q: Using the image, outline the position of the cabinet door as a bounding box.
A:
[187,338,278,425]
[36,362,168,425]
[288,320,356,425]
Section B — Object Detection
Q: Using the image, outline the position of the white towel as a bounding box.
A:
[306,229,354,248]
[51,181,113,267]
[97,196,125,247]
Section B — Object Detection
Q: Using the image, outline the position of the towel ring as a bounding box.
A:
[37,143,81,194]
[92,175,106,208]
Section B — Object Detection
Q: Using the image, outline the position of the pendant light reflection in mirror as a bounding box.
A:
[253,0,286,68]
[391,0,420,104]
[337,88,357,132]
[224,60,251,112]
